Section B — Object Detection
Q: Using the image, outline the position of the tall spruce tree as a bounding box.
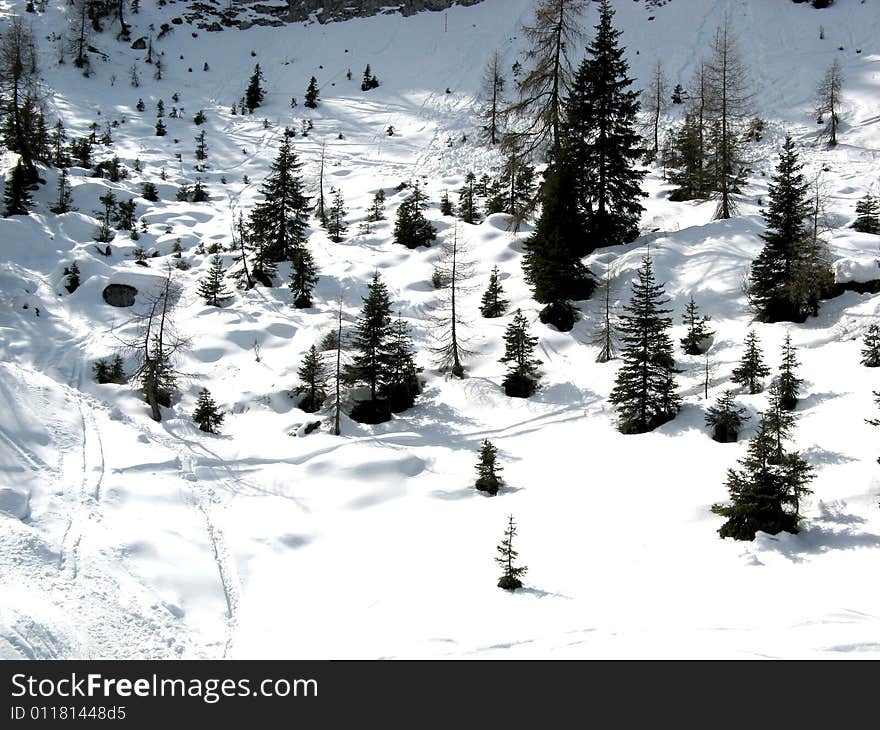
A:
[4,160,32,216]
[249,133,311,263]
[289,244,318,308]
[776,333,803,410]
[750,136,815,323]
[861,323,880,367]
[458,172,480,224]
[522,157,594,331]
[480,266,509,318]
[294,345,330,413]
[680,296,714,355]
[383,315,421,413]
[496,514,527,591]
[197,255,231,306]
[475,439,503,495]
[609,254,680,434]
[326,188,348,243]
[499,309,542,398]
[712,413,813,541]
[304,76,319,109]
[345,272,394,423]
[564,0,645,249]
[245,63,264,112]
[731,330,770,394]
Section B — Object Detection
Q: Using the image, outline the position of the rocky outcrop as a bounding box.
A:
[220,1,486,26]
[102,284,138,308]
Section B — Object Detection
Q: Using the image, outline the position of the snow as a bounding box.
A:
[1,0,879,659]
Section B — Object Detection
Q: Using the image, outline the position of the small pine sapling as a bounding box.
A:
[475,439,503,495]
[192,388,225,434]
[496,515,527,591]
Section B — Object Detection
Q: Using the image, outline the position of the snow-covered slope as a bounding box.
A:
[1,0,879,659]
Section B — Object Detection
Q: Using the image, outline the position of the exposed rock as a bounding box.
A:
[102,284,138,307]
[130,37,147,50]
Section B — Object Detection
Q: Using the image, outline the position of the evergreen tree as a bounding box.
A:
[522,158,594,330]
[192,388,224,434]
[439,191,454,216]
[496,515,527,591]
[750,136,818,322]
[564,0,646,250]
[458,172,480,224]
[289,244,318,308]
[393,192,436,249]
[63,261,81,294]
[711,413,813,541]
[194,130,208,169]
[666,112,709,201]
[326,188,348,242]
[852,194,880,234]
[475,439,503,495]
[51,168,74,214]
[197,255,231,306]
[777,333,803,411]
[94,189,117,242]
[499,309,542,398]
[861,323,880,367]
[705,390,750,443]
[731,330,770,394]
[495,151,535,221]
[294,345,330,413]
[680,296,714,355]
[191,179,208,203]
[360,64,379,91]
[383,315,421,413]
[245,63,264,112]
[609,254,681,434]
[345,272,394,423]
[249,133,311,263]
[141,181,158,202]
[50,119,68,167]
[366,188,386,222]
[304,76,319,109]
[480,266,509,318]
[155,118,166,136]
[3,160,32,216]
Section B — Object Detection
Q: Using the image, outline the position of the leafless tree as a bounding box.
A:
[706,18,753,219]
[592,264,619,363]
[122,268,189,422]
[69,0,91,71]
[430,225,476,378]
[815,58,843,146]
[504,0,587,159]
[641,61,668,162]
[230,210,254,290]
[685,60,714,198]
[479,49,506,145]
[333,295,344,436]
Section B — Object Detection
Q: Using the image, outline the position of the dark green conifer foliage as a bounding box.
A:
[249,134,311,263]
[94,189,117,242]
[680,296,714,355]
[64,261,81,294]
[294,345,330,413]
[458,172,479,224]
[609,255,680,434]
[852,194,880,234]
[479,266,508,318]
[705,390,750,443]
[198,255,231,306]
[667,113,710,201]
[439,190,454,216]
[326,188,347,242]
[155,119,166,136]
[750,136,816,323]
[345,272,394,423]
[289,245,318,308]
[51,168,74,214]
[245,63,265,112]
[496,515,527,591]
[304,76,319,108]
[141,181,158,202]
[192,388,225,434]
[93,355,126,385]
[711,413,813,541]
[4,160,32,216]
[475,439,502,496]
[522,159,594,318]
[499,309,542,398]
[366,189,386,222]
[383,316,421,413]
[777,333,802,410]
[731,330,770,394]
[393,193,436,249]
[861,323,880,367]
[564,0,645,251]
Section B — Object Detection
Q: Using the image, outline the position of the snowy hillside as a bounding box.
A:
[1,0,879,659]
